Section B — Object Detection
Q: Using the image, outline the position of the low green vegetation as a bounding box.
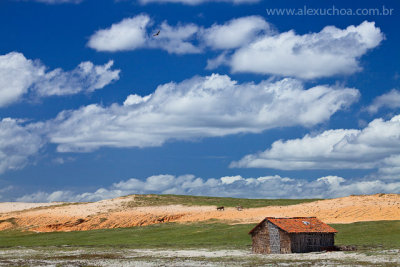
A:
[0,220,399,250]
[122,194,320,208]
[0,223,253,249]
[332,220,400,249]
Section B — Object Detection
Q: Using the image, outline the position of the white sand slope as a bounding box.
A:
[0,202,64,213]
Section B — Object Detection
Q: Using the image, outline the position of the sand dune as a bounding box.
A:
[0,202,64,213]
[0,194,399,232]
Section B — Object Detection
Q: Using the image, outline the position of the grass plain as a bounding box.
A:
[0,220,398,250]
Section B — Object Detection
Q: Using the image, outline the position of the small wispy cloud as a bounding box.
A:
[366,89,400,114]
[0,52,120,107]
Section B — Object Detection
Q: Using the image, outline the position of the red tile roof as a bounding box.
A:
[249,217,337,234]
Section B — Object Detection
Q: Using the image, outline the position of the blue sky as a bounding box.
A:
[0,0,399,202]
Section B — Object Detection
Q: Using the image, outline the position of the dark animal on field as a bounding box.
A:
[236,205,243,211]
[157,217,165,223]
[216,206,224,211]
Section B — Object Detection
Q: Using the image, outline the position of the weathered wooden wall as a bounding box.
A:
[279,230,291,253]
[251,222,293,254]
[251,220,335,254]
[290,233,335,253]
[252,227,335,254]
[251,221,270,254]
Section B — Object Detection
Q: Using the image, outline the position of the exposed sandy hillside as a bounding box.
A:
[0,194,399,232]
[0,202,64,213]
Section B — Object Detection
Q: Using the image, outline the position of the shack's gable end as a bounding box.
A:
[251,220,270,254]
[251,220,292,254]
[249,218,268,235]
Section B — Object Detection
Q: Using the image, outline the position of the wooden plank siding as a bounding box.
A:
[290,233,335,253]
[251,221,270,254]
[279,230,291,253]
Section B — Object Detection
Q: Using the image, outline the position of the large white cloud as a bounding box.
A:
[226,21,384,79]
[16,174,400,202]
[231,114,400,178]
[87,15,271,54]
[0,118,45,174]
[88,16,383,79]
[0,52,120,106]
[138,0,259,5]
[47,74,359,152]
[366,89,400,114]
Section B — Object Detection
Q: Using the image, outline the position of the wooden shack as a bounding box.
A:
[249,217,337,254]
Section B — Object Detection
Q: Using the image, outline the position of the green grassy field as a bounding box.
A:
[0,220,398,250]
[0,223,252,249]
[122,194,320,208]
[332,220,400,249]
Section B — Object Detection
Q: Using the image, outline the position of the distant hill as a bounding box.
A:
[0,193,399,232]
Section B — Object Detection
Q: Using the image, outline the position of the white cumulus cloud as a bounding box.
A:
[231,114,400,178]
[366,89,400,114]
[87,15,271,54]
[206,52,229,70]
[15,174,400,202]
[226,21,384,79]
[0,52,120,106]
[0,118,45,174]
[47,74,359,152]
[88,15,201,54]
[148,22,201,54]
[88,15,151,52]
[88,16,383,79]
[201,16,269,50]
[34,60,120,96]
[0,52,45,107]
